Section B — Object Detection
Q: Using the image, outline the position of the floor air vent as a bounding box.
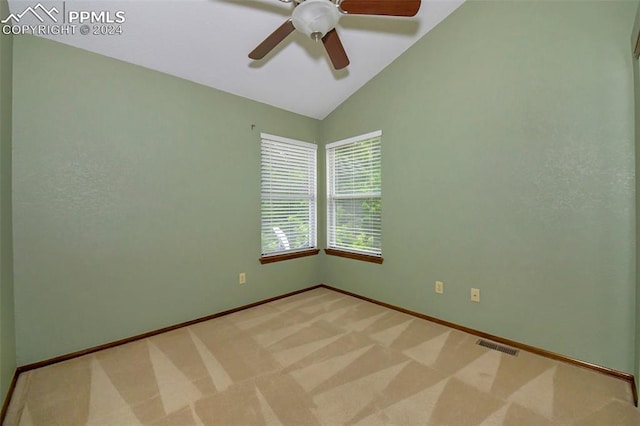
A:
[476,339,519,356]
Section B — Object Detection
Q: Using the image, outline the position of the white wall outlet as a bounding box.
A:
[471,288,480,302]
[239,272,246,285]
[435,281,444,294]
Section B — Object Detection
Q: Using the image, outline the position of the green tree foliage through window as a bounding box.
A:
[327,131,382,256]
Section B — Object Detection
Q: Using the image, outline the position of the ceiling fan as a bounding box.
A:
[248,0,421,70]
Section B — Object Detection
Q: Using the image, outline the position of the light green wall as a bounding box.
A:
[635,55,640,394]
[0,0,15,402]
[321,0,637,373]
[9,0,640,377]
[12,35,321,365]
[634,0,640,395]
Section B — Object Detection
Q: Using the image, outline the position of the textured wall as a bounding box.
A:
[9,0,640,377]
[634,0,640,396]
[320,0,637,373]
[635,55,640,397]
[12,35,321,365]
[0,0,15,402]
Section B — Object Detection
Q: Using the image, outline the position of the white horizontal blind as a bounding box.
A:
[327,131,382,256]
[261,134,317,256]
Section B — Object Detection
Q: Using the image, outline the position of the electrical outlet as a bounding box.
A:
[239,272,246,285]
[471,288,480,302]
[435,281,444,294]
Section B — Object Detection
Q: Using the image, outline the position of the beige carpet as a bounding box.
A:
[4,287,639,425]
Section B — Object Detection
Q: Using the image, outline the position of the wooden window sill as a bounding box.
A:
[260,249,320,264]
[324,248,384,264]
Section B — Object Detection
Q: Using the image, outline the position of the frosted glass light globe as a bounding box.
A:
[292,0,341,41]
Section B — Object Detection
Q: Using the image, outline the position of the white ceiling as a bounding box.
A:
[7,0,464,119]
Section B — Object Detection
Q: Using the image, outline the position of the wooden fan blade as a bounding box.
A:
[339,0,421,16]
[322,28,350,70]
[249,19,296,60]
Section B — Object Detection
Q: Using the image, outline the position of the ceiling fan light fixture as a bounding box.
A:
[292,0,340,41]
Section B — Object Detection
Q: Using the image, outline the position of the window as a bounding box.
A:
[326,130,382,263]
[260,133,318,263]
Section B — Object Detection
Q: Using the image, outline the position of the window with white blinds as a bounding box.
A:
[261,133,317,257]
[326,130,382,257]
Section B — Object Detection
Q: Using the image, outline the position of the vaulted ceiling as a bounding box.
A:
[7,0,464,119]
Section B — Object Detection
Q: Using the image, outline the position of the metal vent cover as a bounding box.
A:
[476,339,519,356]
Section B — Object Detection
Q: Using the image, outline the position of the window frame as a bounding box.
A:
[325,130,383,264]
[260,133,319,264]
